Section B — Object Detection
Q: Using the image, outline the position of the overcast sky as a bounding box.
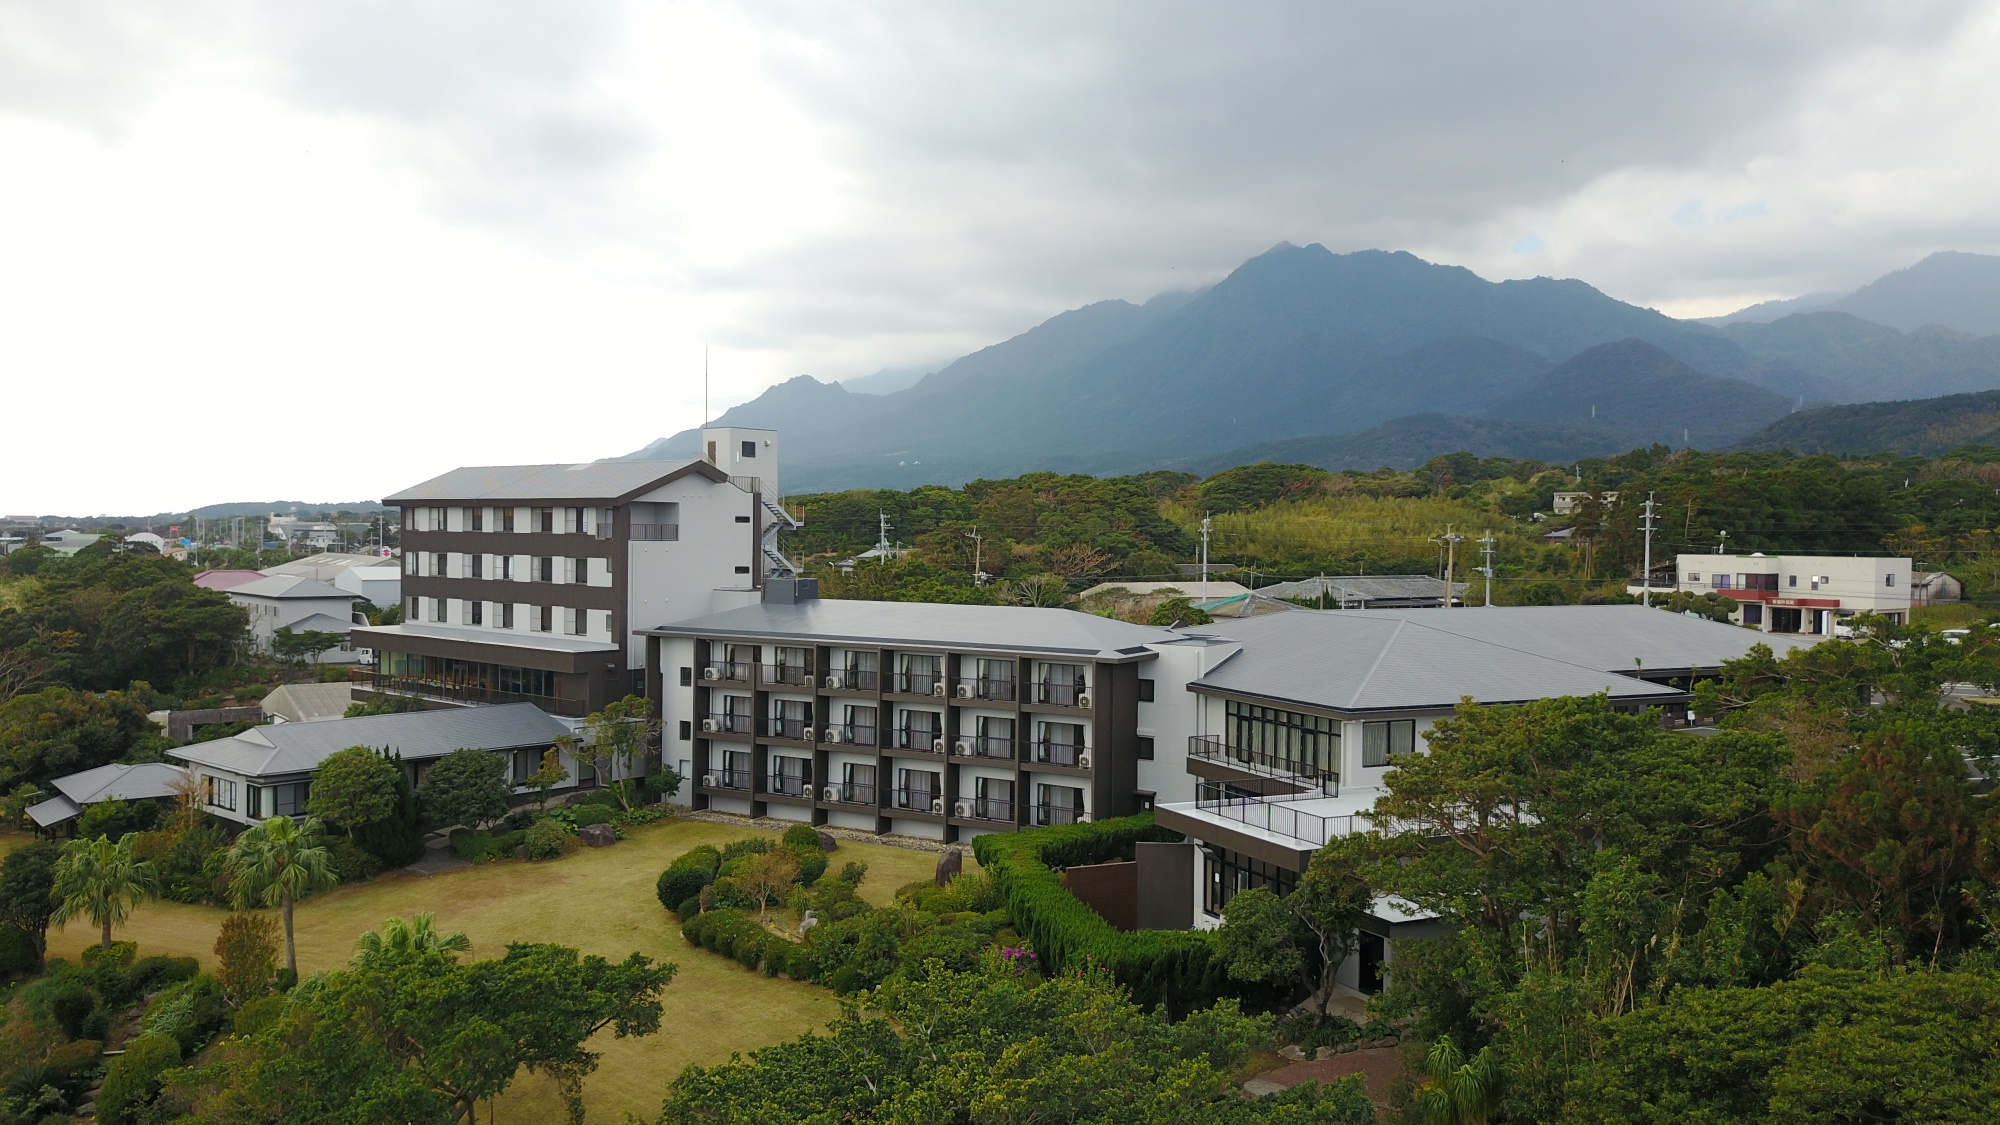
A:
[4,1,1998,515]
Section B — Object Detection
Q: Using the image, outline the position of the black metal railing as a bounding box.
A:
[1187,735,1339,792]
[705,662,753,684]
[367,674,587,718]
[1029,681,1089,706]
[890,788,945,814]
[956,677,1017,701]
[892,727,944,751]
[823,781,876,806]
[703,713,755,736]
[762,716,814,741]
[960,735,1015,760]
[1030,740,1088,767]
[629,523,678,541]
[960,797,1016,822]
[891,670,944,696]
[826,724,878,747]
[708,768,752,791]
[759,663,815,689]
[825,668,881,691]
[764,772,813,798]
[1192,780,1355,845]
[1033,803,1086,827]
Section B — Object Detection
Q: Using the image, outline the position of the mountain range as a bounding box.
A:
[620,246,2000,487]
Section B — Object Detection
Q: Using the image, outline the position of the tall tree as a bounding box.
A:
[308,745,403,834]
[417,748,512,830]
[1219,835,1372,1015]
[213,911,281,1006]
[51,834,160,951]
[0,837,62,964]
[226,815,339,974]
[579,696,660,810]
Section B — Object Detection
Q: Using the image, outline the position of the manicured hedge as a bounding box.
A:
[971,812,1224,1014]
[682,908,797,975]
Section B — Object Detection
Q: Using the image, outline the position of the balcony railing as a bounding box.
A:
[823,668,879,691]
[1033,803,1086,827]
[707,767,752,791]
[764,772,813,798]
[762,716,814,741]
[825,724,878,748]
[368,673,587,718]
[958,734,1015,761]
[1193,781,1359,846]
[890,788,946,815]
[959,797,1016,823]
[1030,740,1089,768]
[629,522,679,542]
[955,677,1017,702]
[892,727,944,752]
[703,662,753,684]
[890,671,944,697]
[1028,681,1090,707]
[703,713,755,736]
[1188,735,1339,794]
[759,663,816,689]
[822,781,876,806]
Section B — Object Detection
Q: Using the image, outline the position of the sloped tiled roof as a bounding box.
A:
[641,600,1179,661]
[227,575,354,600]
[51,762,187,804]
[172,702,569,778]
[385,460,721,504]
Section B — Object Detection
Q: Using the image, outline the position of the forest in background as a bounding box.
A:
[781,444,2000,614]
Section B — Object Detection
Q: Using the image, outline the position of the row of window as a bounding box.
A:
[409,505,614,535]
[706,751,1084,821]
[1689,570,1896,591]
[205,777,309,817]
[406,597,607,638]
[409,552,606,583]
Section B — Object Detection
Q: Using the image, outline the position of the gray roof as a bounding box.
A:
[353,621,619,654]
[262,553,395,580]
[27,796,81,827]
[1332,604,1816,674]
[1191,610,1684,713]
[227,574,355,600]
[1254,575,1467,602]
[385,460,722,504]
[641,600,1180,660]
[262,682,356,723]
[172,702,570,778]
[51,762,188,804]
[285,612,356,634]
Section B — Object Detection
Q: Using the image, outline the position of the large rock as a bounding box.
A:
[578,823,617,848]
[816,829,838,853]
[934,846,963,886]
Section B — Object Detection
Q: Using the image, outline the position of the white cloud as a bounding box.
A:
[0,0,1996,511]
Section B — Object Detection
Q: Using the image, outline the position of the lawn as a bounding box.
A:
[34,818,962,1125]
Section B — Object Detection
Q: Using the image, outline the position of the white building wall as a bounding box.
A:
[625,475,762,668]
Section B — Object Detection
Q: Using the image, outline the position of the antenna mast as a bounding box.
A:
[1199,512,1212,599]
[1641,492,1657,607]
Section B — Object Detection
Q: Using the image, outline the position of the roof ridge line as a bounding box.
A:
[1395,614,1663,680]
[1348,619,1406,709]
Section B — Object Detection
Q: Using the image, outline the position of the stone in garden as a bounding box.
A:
[1278,1044,1307,1061]
[934,846,963,886]
[816,829,837,852]
[578,823,617,847]
[514,846,529,860]
[1315,1046,1337,1061]
[798,910,819,937]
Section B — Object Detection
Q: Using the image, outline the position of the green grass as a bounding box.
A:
[1913,603,1992,629]
[38,818,961,1124]
[1167,494,1519,568]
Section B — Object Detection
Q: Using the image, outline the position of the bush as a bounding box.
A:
[274,967,298,992]
[569,805,616,829]
[0,925,38,974]
[675,895,703,922]
[41,1037,103,1089]
[657,847,722,912]
[232,993,287,1037]
[523,817,573,860]
[76,797,164,841]
[327,838,385,884]
[129,955,200,996]
[837,861,868,886]
[720,837,773,861]
[682,909,790,973]
[46,981,98,1040]
[791,847,829,887]
[781,824,823,851]
[81,1007,111,1043]
[96,1031,181,1125]
[143,975,231,1055]
[972,813,1223,1013]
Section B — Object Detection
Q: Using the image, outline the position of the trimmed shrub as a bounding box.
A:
[569,805,616,829]
[41,1038,103,1089]
[46,981,97,1040]
[274,967,298,992]
[720,837,773,862]
[781,824,823,851]
[682,909,791,972]
[836,861,868,886]
[233,994,287,1037]
[143,975,231,1055]
[0,925,39,974]
[328,838,385,884]
[791,848,828,887]
[657,847,721,912]
[972,813,1223,1014]
[129,955,200,996]
[523,817,573,860]
[96,1031,181,1125]
[675,895,702,922]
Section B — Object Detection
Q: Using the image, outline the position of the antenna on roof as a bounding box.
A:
[703,344,710,427]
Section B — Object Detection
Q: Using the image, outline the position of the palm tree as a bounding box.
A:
[353,912,471,969]
[1416,1036,1503,1125]
[225,815,338,974]
[50,835,160,952]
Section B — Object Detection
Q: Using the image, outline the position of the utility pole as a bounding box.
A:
[1199,512,1212,599]
[1477,532,1496,607]
[1716,529,1728,556]
[1434,526,1464,607]
[876,512,892,565]
[964,525,983,584]
[1641,492,1657,607]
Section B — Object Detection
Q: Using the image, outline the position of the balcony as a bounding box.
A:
[824,724,878,748]
[955,677,1017,702]
[890,788,947,816]
[759,663,816,690]
[705,767,752,791]
[629,523,679,542]
[891,728,945,753]
[1029,740,1090,768]
[1188,735,1339,794]
[367,673,588,718]
[821,781,877,807]
[763,773,814,799]
[956,734,1015,761]
[1032,803,1086,827]
[1028,681,1090,707]
[702,713,755,737]
[956,797,1016,823]
[823,668,880,692]
[761,716,815,742]
[702,662,753,685]
[890,671,944,697]
[1192,781,1361,847]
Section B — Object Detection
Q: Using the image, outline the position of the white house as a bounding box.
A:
[1675,553,1913,634]
[225,574,365,662]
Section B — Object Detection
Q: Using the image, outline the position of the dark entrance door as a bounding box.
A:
[1771,607,1802,633]
[1358,932,1386,994]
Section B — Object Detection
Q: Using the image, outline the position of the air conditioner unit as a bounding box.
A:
[931,737,946,753]
[1075,692,1092,708]
[1076,752,1092,770]
[825,729,843,744]
[799,728,815,742]
[700,718,719,733]
[953,801,971,818]
[701,774,716,788]
[702,667,721,681]
[931,682,947,697]
[955,684,974,699]
[953,740,973,756]
[824,674,842,689]
[931,798,946,814]
[823,786,838,801]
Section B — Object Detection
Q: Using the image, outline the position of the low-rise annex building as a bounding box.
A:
[1675,553,1912,633]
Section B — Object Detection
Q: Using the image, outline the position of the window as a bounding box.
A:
[741,440,757,459]
[1136,736,1155,760]
[471,553,483,579]
[270,782,310,817]
[537,556,554,582]
[734,515,751,524]
[574,557,589,584]
[536,507,554,533]
[1885,573,1897,587]
[680,666,693,687]
[206,776,237,811]
[406,553,417,575]
[1034,783,1085,826]
[501,507,516,533]
[1713,574,1732,590]
[499,555,514,581]
[563,607,580,636]
[1788,574,1797,588]
[538,605,553,632]
[470,601,483,626]
[511,748,543,786]
[428,506,447,531]
[433,551,448,577]
[1744,604,1763,625]
[1686,571,1700,583]
[1203,846,1297,915]
[565,506,585,534]
[1137,678,1155,702]
[1362,719,1416,767]
[470,507,483,532]
[432,598,448,623]
[603,612,614,636]
[678,720,692,741]
[406,595,418,620]
[734,565,751,574]
[1224,699,1339,778]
